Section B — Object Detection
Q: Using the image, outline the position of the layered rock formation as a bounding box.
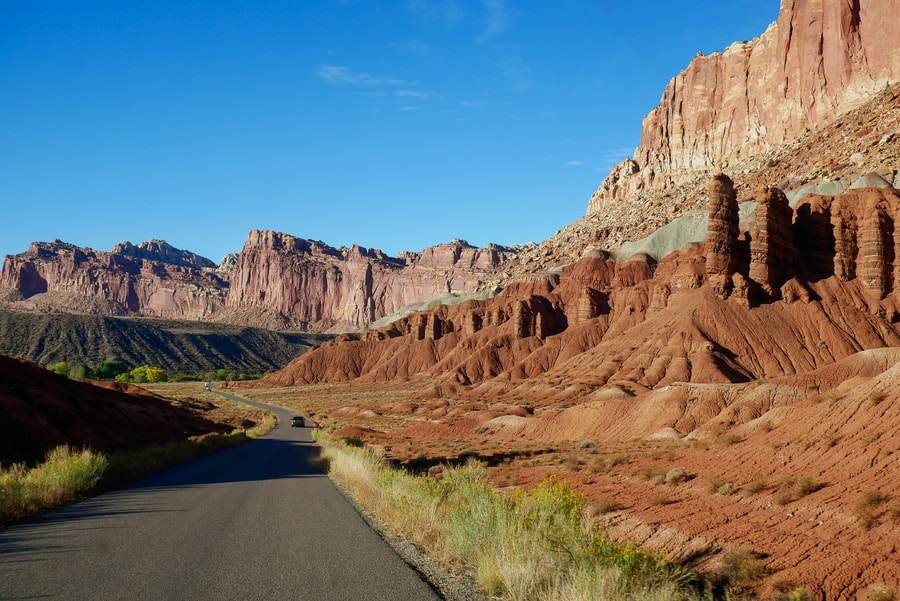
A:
[111,239,217,270]
[589,0,900,212]
[262,180,900,388]
[0,241,228,319]
[0,234,518,331]
[220,230,516,332]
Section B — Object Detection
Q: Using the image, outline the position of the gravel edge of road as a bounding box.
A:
[330,480,496,601]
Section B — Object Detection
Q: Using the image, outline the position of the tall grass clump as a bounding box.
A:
[0,446,108,525]
[318,433,705,601]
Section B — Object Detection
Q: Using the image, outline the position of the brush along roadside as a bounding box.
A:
[0,412,275,527]
[316,431,729,601]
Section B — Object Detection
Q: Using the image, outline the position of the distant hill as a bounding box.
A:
[0,311,331,375]
[0,354,233,466]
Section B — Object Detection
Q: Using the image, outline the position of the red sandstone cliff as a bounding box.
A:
[588,0,900,213]
[263,180,900,387]
[0,241,227,319]
[0,234,517,331]
[218,230,516,332]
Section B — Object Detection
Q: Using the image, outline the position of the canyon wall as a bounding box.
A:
[588,0,900,212]
[220,230,516,332]
[0,233,517,332]
[0,241,228,319]
[267,181,900,388]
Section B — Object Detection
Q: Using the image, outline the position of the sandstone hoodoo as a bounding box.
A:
[263,180,900,388]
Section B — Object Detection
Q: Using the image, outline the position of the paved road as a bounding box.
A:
[0,391,441,601]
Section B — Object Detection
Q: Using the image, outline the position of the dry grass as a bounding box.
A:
[713,546,768,586]
[856,490,889,529]
[319,433,704,601]
[775,475,822,505]
[0,446,108,525]
[1,388,275,527]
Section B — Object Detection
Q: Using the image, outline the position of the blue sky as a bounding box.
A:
[1,1,779,263]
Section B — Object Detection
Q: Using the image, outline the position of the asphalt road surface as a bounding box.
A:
[0,391,442,601]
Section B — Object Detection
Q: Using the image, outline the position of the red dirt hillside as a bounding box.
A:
[0,356,231,466]
[247,178,900,598]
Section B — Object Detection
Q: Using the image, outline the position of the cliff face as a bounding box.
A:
[588,0,900,212]
[0,234,517,331]
[0,241,228,319]
[221,230,516,332]
[110,239,217,270]
[264,180,900,387]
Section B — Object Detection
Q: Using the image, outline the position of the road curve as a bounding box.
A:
[0,390,442,601]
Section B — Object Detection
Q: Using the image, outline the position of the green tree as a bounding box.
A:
[69,363,95,379]
[215,369,235,380]
[95,360,129,380]
[117,365,168,384]
[48,361,69,376]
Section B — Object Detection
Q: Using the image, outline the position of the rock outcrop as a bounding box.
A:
[262,180,900,388]
[111,239,217,270]
[0,241,228,319]
[0,234,518,331]
[588,0,900,213]
[705,174,740,298]
[216,231,517,332]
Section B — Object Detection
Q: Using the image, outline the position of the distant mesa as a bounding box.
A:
[111,239,217,270]
[0,232,521,333]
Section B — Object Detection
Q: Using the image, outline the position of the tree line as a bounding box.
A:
[45,360,266,383]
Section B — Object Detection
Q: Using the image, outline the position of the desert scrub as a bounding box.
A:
[856,490,889,529]
[775,475,822,505]
[0,446,108,525]
[707,476,736,495]
[317,433,705,601]
[742,475,768,495]
[713,546,768,587]
[664,467,688,485]
[869,390,887,405]
[866,585,898,601]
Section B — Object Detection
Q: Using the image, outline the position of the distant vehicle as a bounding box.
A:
[291,416,305,427]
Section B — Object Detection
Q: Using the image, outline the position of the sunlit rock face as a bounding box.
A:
[221,230,516,332]
[0,241,227,319]
[588,0,900,213]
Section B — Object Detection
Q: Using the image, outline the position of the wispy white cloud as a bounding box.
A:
[317,65,406,88]
[395,89,433,100]
[496,57,533,91]
[597,146,638,172]
[318,65,442,109]
[405,0,465,25]
[478,0,511,42]
[567,161,585,167]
